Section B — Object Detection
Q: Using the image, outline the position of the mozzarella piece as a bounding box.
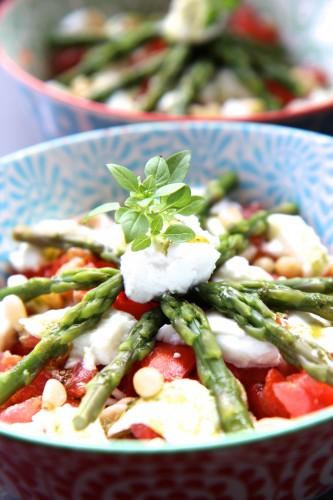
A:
[108,379,221,443]
[286,312,333,353]
[214,256,273,282]
[121,240,219,303]
[18,308,69,338]
[66,310,136,369]
[162,0,209,42]
[157,90,182,113]
[210,198,243,229]
[267,214,329,276]
[200,69,251,104]
[5,404,107,443]
[207,312,281,368]
[9,242,45,272]
[56,8,106,35]
[106,90,138,111]
[221,98,265,117]
[7,274,28,287]
[156,324,184,345]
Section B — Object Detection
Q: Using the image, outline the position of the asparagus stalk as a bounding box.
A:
[278,277,333,294]
[0,273,123,405]
[49,32,109,48]
[0,267,118,302]
[200,171,238,219]
[230,280,333,321]
[73,308,164,430]
[216,234,248,267]
[139,44,190,112]
[88,50,166,102]
[197,281,333,385]
[13,225,120,265]
[57,21,158,84]
[167,60,215,115]
[161,295,253,432]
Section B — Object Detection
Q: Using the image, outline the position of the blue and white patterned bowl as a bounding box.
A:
[1,0,333,145]
[1,122,333,500]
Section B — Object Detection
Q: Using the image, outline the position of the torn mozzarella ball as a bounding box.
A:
[267,214,329,276]
[157,89,182,113]
[200,69,251,104]
[214,256,273,282]
[9,242,45,272]
[106,90,138,111]
[121,241,219,303]
[66,310,136,369]
[156,324,184,345]
[18,308,69,338]
[207,312,281,368]
[221,98,265,117]
[56,8,106,35]
[210,198,243,229]
[286,312,333,353]
[108,379,221,443]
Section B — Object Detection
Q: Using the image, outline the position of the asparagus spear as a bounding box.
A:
[230,280,333,321]
[57,21,158,84]
[167,60,216,115]
[199,171,238,219]
[278,277,333,294]
[197,281,333,385]
[161,295,253,432]
[88,50,166,102]
[49,32,109,48]
[73,308,164,430]
[0,273,123,405]
[216,234,248,267]
[13,225,120,265]
[140,44,190,112]
[0,267,118,302]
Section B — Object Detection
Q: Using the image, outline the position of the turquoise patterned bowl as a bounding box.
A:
[1,121,333,499]
[1,0,333,142]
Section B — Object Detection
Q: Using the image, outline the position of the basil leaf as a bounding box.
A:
[178,196,205,215]
[114,207,128,224]
[167,150,191,183]
[82,202,120,222]
[150,214,164,234]
[120,210,149,242]
[131,235,151,252]
[107,163,139,193]
[141,175,156,192]
[154,183,185,197]
[164,224,195,243]
[144,156,170,187]
[165,186,191,209]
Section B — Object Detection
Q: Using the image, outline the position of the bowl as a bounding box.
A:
[1,121,333,499]
[1,0,333,145]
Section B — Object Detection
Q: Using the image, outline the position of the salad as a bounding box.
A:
[47,1,332,117]
[1,150,333,445]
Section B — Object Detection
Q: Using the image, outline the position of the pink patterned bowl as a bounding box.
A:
[1,121,333,499]
[1,0,333,143]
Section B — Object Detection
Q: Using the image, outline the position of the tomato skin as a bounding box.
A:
[227,364,269,389]
[130,423,162,440]
[61,362,97,400]
[113,291,159,320]
[5,370,51,408]
[0,352,22,372]
[51,47,86,75]
[228,5,279,44]
[241,202,264,220]
[266,80,295,106]
[0,396,42,423]
[11,335,40,356]
[139,342,196,382]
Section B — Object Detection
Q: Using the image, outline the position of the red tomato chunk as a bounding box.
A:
[139,342,196,382]
[130,423,162,440]
[113,291,158,320]
[0,397,42,423]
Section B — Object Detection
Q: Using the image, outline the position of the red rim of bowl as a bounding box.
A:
[1,0,333,124]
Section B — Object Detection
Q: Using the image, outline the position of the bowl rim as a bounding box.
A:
[1,0,333,124]
[1,120,333,453]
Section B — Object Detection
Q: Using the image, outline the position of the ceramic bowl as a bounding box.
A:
[1,0,333,144]
[1,121,333,499]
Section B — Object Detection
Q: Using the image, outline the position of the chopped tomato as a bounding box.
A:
[0,396,42,423]
[5,370,51,408]
[241,202,264,219]
[227,364,269,389]
[266,80,295,106]
[129,38,167,65]
[0,352,21,372]
[51,47,86,76]
[228,5,279,44]
[130,423,162,440]
[113,291,159,320]
[61,362,97,400]
[139,342,196,382]
[262,368,290,418]
[11,335,40,356]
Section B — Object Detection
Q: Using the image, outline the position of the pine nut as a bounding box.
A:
[42,379,67,410]
[275,256,303,278]
[2,294,27,330]
[253,256,275,274]
[133,367,164,399]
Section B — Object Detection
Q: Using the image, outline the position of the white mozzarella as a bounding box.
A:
[214,256,273,282]
[156,324,184,345]
[207,312,281,368]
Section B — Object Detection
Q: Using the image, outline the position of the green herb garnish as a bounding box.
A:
[86,150,205,251]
